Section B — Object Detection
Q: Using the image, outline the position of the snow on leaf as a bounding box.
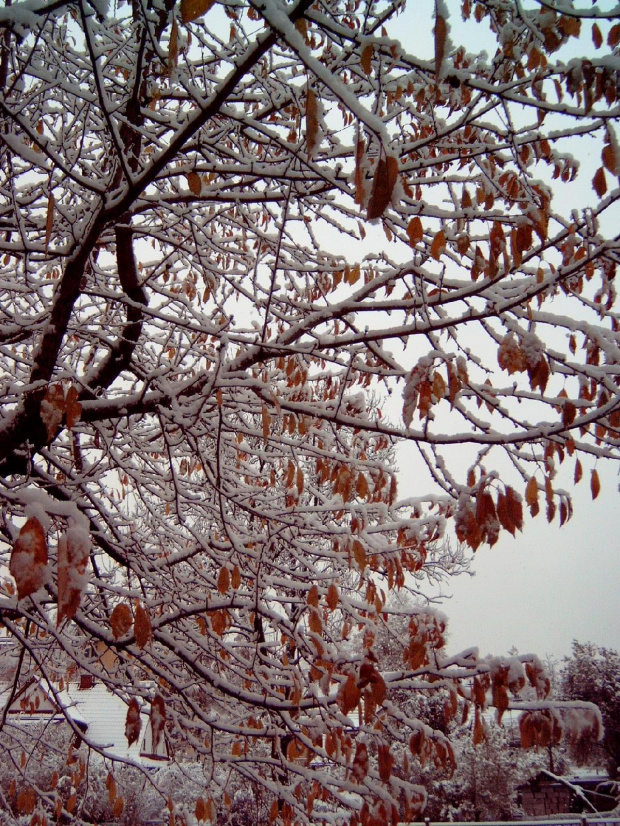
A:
[57,525,91,625]
[125,698,142,746]
[40,383,65,442]
[10,517,49,600]
[149,694,167,753]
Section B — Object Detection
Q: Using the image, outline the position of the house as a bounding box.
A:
[0,674,169,766]
[518,770,618,816]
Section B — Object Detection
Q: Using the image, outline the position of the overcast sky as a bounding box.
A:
[396,444,620,661]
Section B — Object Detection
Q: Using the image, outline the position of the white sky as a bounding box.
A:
[385,2,620,661]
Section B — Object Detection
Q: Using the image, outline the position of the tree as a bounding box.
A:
[561,642,620,778]
[0,0,618,822]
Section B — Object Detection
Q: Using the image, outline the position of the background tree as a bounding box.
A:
[560,642,620,778]
[0,0,618,823]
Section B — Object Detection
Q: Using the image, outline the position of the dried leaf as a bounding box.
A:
[592,166,607,198]
[169,18,179,71]
[430,229,446,261]
[307,584,319,608]
[377,743,394,782]
[591,468,600,500]
[180,0,216,24]
[125,698,142,746]
[434,11,447,79]
[187,171,202,196]
[231,565,241,590]
[217,565,230,595]
[110,603,133,639]
[351,741,368,783]
[574,458,583,484]
[45,192,54,251]
[406,216,423,247]
[65,386,82,429]
[361,43,373,75]
[337,673,360,715]
[149,694,167,753]
[525,476,538,508]
[10,517,49,600]
[134,603,152,648]
[306,87,319,158]
[326,583,339,611]
[351,538,367,571]
[40,383,65,442]
[261,405,270,441]
[366,155,398,220]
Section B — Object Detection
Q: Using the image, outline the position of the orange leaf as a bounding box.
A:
[113,796,124,818]
[10,517,49,600]
[430,229,446,261]
[231,564,241,590]
[261,405,270,441]
[591,469,600,500]
[366,155,398,220]
[351,538,367,571]
[525,476,538,507]
[110,603,133,639]
[406,217,423,247]
[337,673,360,715]
[125,698,142,746]
[134,603,152,648]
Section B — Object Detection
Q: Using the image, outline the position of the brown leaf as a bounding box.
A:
[10,517,49,600]
[168,18,178,71]
[406,217,423,247]
[377,743,394,783]
[351,538,367,571]
[608,23,620,48]
[217,565,230,595]
[591,468,600,500]
[45,192,54,251]
[113,796,124,818]
[525,476,538,508]
[574,458,583,484]
[40,383,65,442]
[306,87,319,158]
[592,166,607,198]
[65,386,82,429]
[110,603,133,639]
[354,138,366,206]
[326,583,339,611]
[360,43,373,75]
[231,565,241,590]
[592,23,603,49]
[337,673,360,715]
[261,405,270,441]
[180,0,216,24]
[434,11,447,79]
[430,229,446,261]
[57,526,90,625]
[366,155,398,220]
[125,698,142,746]
[186,171,202,196]
[134,603,152,648]
[307,584,319,608]
[473,706,486,745]
[351,741,368,782]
